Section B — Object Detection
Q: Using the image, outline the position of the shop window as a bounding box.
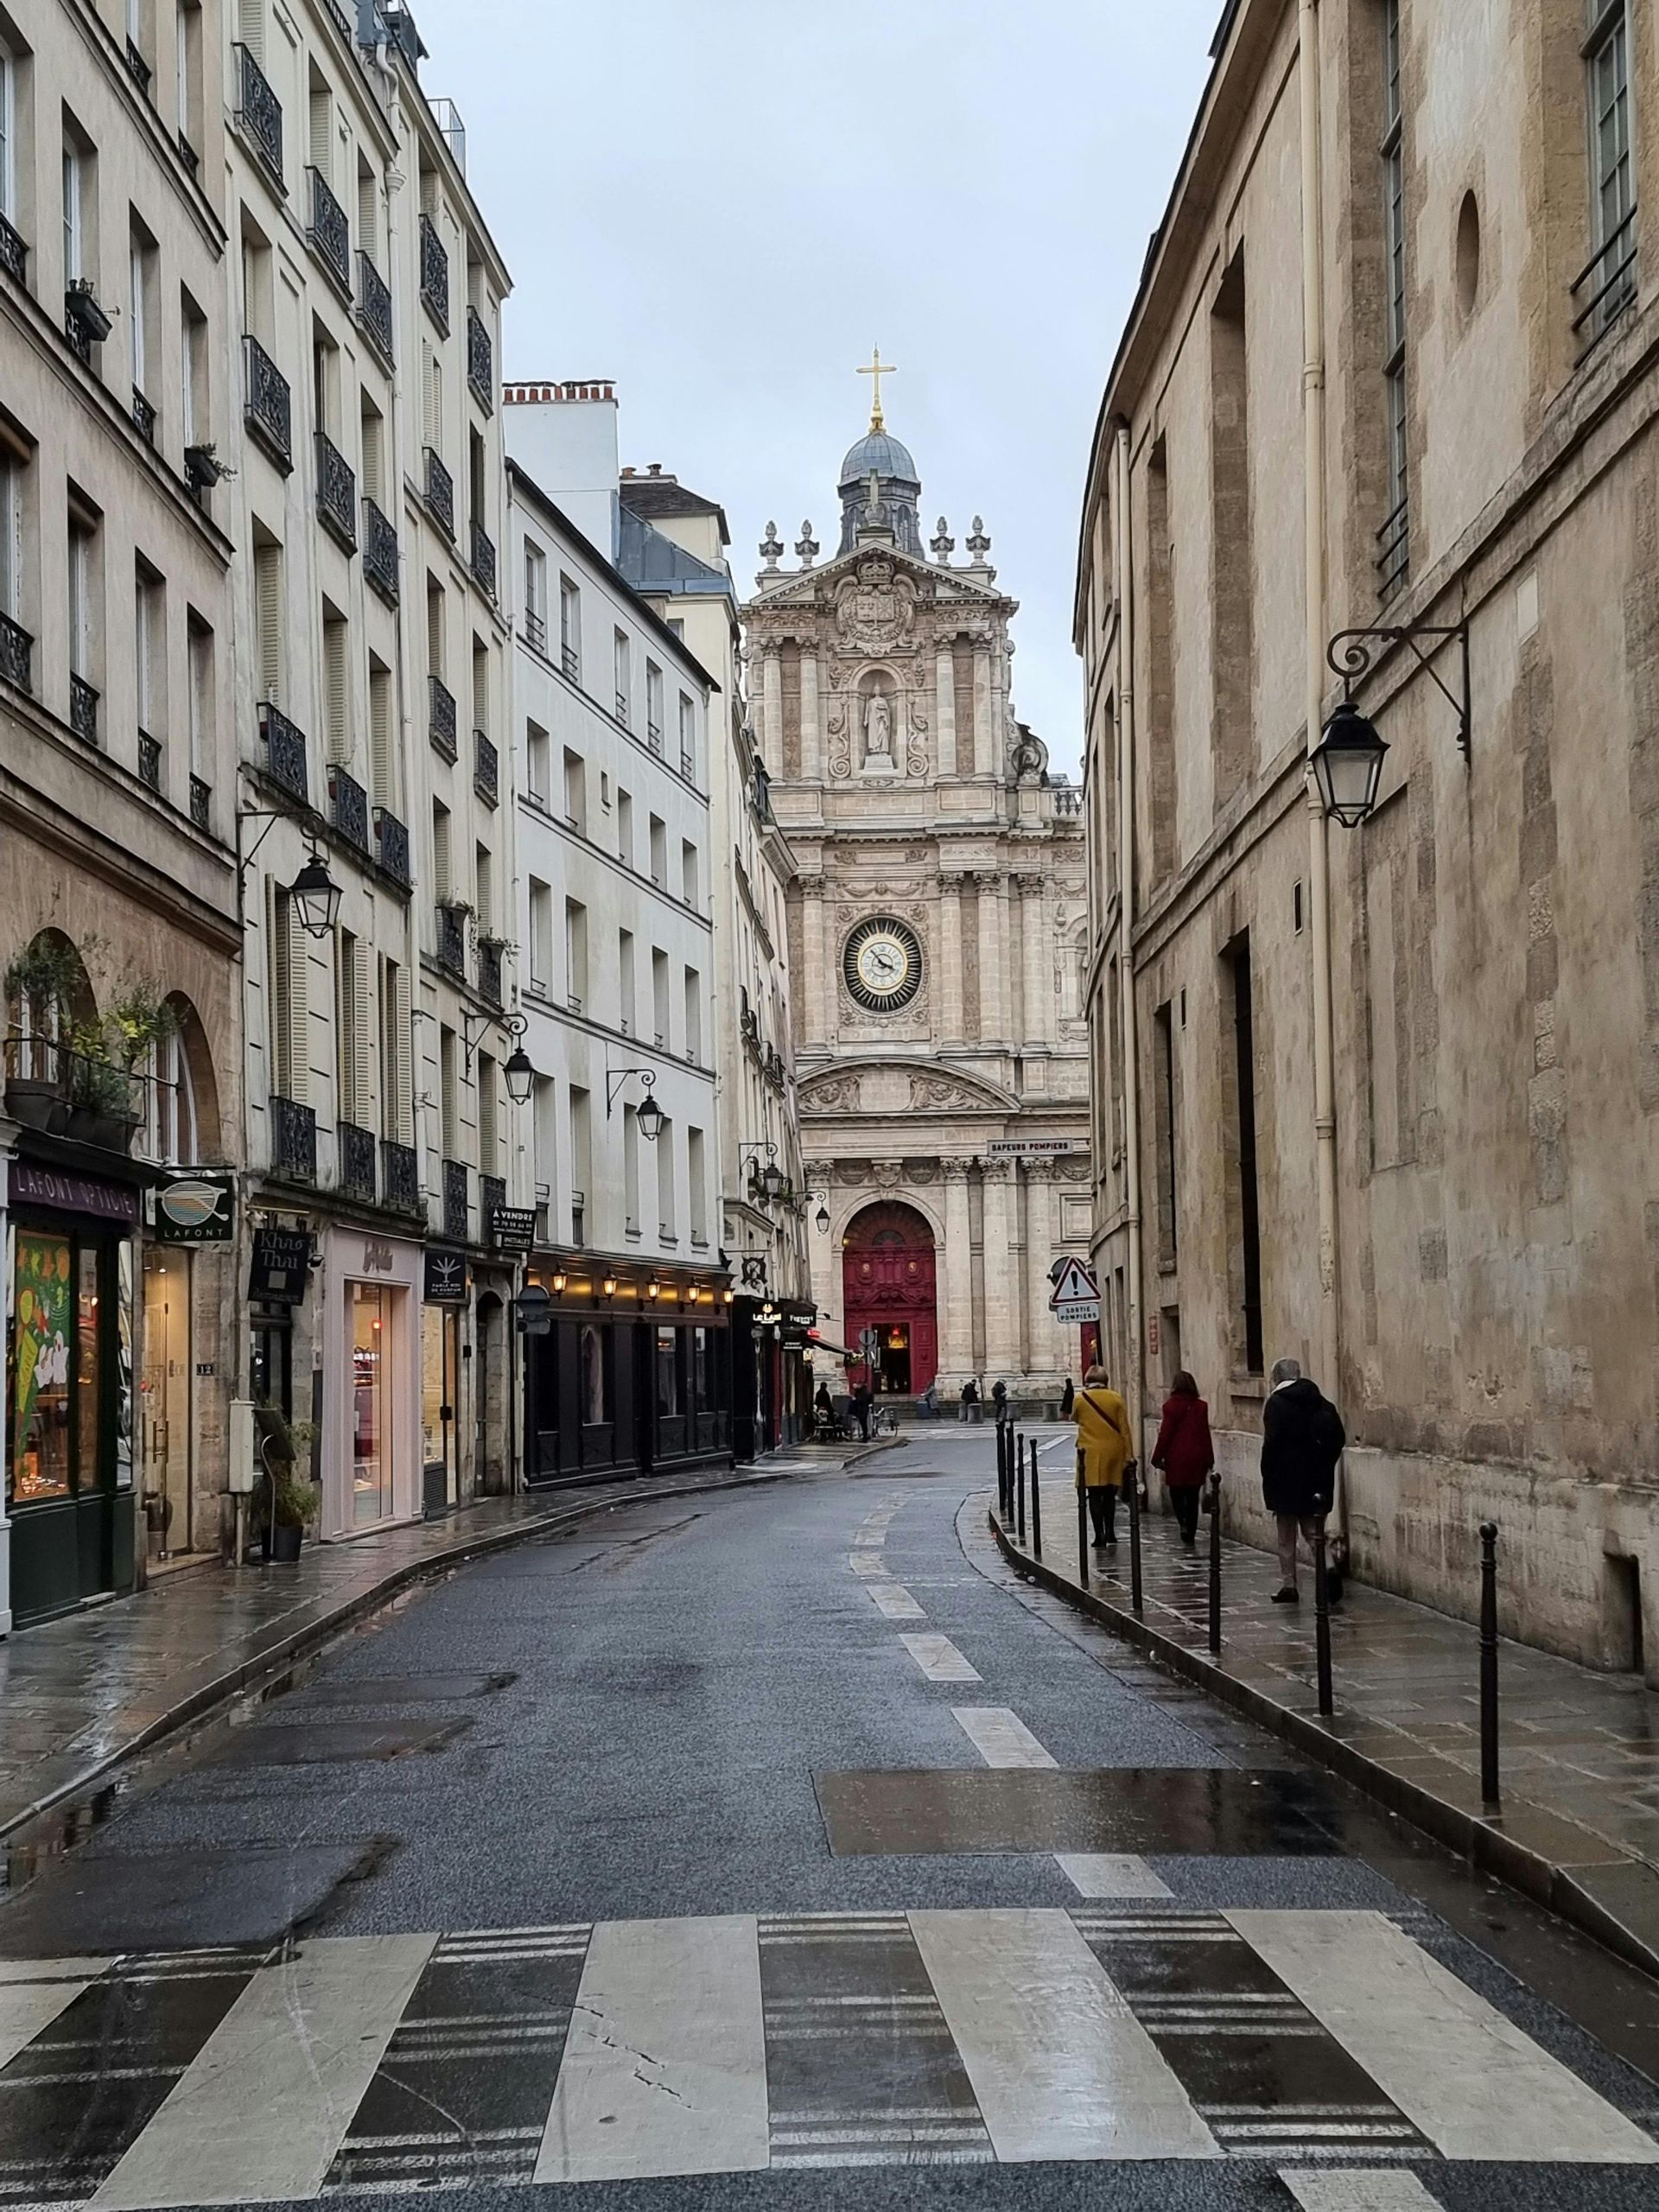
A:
[352,1281,390,1524]
[10,1230,75,1503]
[249,1312,292,1420]
[655,1325,678,1417]
[580,1324,607,1425]
[692,1325,710,1413]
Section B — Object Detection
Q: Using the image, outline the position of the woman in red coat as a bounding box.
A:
[1150,1371,1215,1546]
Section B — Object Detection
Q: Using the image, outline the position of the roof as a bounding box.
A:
[616,510,736,604]
[839,428,919,486]
[619,472,730,544]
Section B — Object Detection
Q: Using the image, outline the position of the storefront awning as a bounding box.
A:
[805,1331,859,1361]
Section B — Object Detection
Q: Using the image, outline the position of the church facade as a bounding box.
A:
[744,387,1090,1408]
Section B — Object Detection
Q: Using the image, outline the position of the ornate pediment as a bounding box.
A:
[749,540,1007,615]
[799,1059,1017,1119]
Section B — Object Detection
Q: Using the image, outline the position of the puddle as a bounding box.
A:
[3,1781,124,1899]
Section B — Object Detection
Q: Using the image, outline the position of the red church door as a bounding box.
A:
[842,1203,938,1397]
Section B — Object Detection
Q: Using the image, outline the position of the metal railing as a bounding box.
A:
[435,901,467,976]
[0,613,32,694]
[270,1093,316,1181]
[329,761,370,853]
[233,43,284,188]
[125,35,151,92]
[467,305,493,411]
[474,728,499,806]
[382,1135,421,1212]
[424,446,454,537]
[355,250,394,367]
[1570,205,1638,367]
[189,773,211,831]
[477,938,504,1007]
[1375,494,1409,605]
[307,167,352,297]
[419,213,449,332]
[471,519,497,601]
[70,673,99,745]
[244,333,293,473]
[259,700,308,803]
[373,804,411,889]
[315,429,358,551]
[363,496,399,604]
[0,210,26,286]
[646,719,664,757]
[337,1118,377,1201]
[562,642,580,683]
[131,388,156,446]
[480,1173,506,1235]
[442,1156,468,1243]
[524,608,548,655]
[138,732,162,791]
[429,674,458,760]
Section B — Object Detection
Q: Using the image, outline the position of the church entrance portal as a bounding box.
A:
[842,1202,938,1399]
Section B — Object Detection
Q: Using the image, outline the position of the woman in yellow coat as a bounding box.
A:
[1074,1363,1135,1549]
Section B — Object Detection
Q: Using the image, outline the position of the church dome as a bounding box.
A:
[838,429,919,487]
[836,421,925,557]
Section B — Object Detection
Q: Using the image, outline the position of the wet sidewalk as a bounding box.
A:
[0,1462,793,1840]
[992,1465,1659,1980]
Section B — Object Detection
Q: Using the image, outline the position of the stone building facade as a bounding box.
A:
[1077,0,1659,1673]
[748,400,1090,1408]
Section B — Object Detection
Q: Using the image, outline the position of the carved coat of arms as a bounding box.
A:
[836,556,915,649]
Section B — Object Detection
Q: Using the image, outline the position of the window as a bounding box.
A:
[0,41,15,226]
[1154,1001,1178,1268]
[523,541,546,652]
[432,798,451,900]
[357,158,378,267]
[471,635,488,738]
[67,511,93,681]
[688,1127,708,1244]
[645,659,663,750]
[683,967,702,1064]
[175,3,200,152]
[369,658,392,803]
[1378,0,1408,602]
[681,839,699,910]
[323,602,347,761]
[532,1072,556,1211]
[652,947,670,1048]
[426,574,446,678]
[62,135,84,283]
[657,1116,676,1240]
[252,532,283,703]
[149,1019,199,1166]
[618,929,635,1033]
[569,1085,591,1243]
[649,812,666,886]
[181,292,208,447]
[474,842,493,935]
[1225,934,1263,1376]
[186,614,212,784]
[134,562,162,738]
[677,690,696,777]
[563,747,586,834]
[526,717,549,803]
[379,955,410,1143]
[440,1024,458,1160]
[616,787,632,866]
[268,883,304,1101]
[0,445,20,627]
[529,878,552,991]
[422,342,442,452]
[478,1051,497,1174]
[564,898,587,1008]
[1580,0,1637,353]
[613,627,631,722]
[336,928,364,1126]
[580,1325,607,1423]
[559,575,580,680]
[360,397,385,505]
[129,217,156,402]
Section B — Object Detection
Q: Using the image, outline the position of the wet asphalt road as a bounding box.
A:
[2,1426,1658,2209]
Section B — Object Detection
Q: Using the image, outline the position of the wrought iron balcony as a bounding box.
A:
[355,250,394,368]
[474,729,499,808]
[131,388,156,446]
[562,643,580,684]
[233,43,284,189]
[244,334,293,473]
[442,1157,468,1243]
[0,613,31,694]
[307,168,352,299]
[470,519,497,601]
[382,1135,421,1213]
[176,130,199,178]
[125,35,152,93]
[315,429,358,551]
[429,675,458,760]
[680,748,696,782]
[70,673,99,745]
[436,901,467,977]
[189,774,211,830]
[424,447,454,538]
[363,498,399,605]
[64,280,112,365]
[646,719,664,757]
[337,1118,377,1202]
[329,762,370,854]
[0,211,25,285]
[419,213,449,332]
[259,701,308,804]
[373,805,412,889]
[524,608,547,656]
[467,306,493,411]
[478,938,503,1007]
[270,1093,316,1182]
[138,733,162,791]
[480,1174,506,1234]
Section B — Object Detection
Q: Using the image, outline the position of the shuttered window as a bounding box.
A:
[324,606,348,762]
[254,538,283,705]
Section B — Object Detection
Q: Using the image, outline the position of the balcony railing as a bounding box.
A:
[382,1136,421,1213]
[471,519,497,600]
[355,251,394,367]
[478,938,503,1007]
[436,901,467,976]
[424,447,454,538]
[259,701,308,804]
[429,675,458,760]
[680,748,696,782]
[337,1118,377,1202]
[442,1157,468,1243]
[1052,785,1084,816]
[1376,493,1409,606]
[0,613,32,694]
[64,281,112,365]
[176,130,199,178]
[233,43,284,188]
[125,35,152,92]
[363,497,399,603]
[189,773,211,830]
[138,732,162,791]
[419,213,449,332]
[474,729,499,807]
[1571,205,1638,368]
[524,608,547,655]
[467,305,493,411]
[270,1094,316,1182]
[646,719,664,757]
[374,804,412,889]
[315,430,357,551]
[329,762,370,854]
[562,643,580,683]
[0,211,26,286]
[244,334,293,473]
[70,673,99,745]
[131,388,156,446]
[307,167,352,299]
[480,1174,506,1235]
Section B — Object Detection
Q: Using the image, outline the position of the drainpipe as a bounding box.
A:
[1113,421,1146,1460]
[1300,0,1346,1546]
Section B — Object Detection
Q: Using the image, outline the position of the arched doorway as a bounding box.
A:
[842,1201,938,1398]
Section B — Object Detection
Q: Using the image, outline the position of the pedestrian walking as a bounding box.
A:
[958,1378,980,1425]
[991,1379,1009,1425]
[1261,1356,1345,1604]
[1150,1370,1214,1546]
[1072,1364,1135,1549]
[852,1380,873,1441]
[1060,1376,1075,1419]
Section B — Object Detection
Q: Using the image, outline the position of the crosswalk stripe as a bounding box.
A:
[90,1937,435,2209]
[1279,2171,1444,2209]
[1230,1910,1659,2166]
[866,1583,925,1620]
[899,1633,982,1684]
[1057,1855,1174,1899]
[951,1706,1057,1768]
[909,1908,1221,2162]
[534,1916,768,2183]
[848,1552,885,1578]
[0,1961,111,2075]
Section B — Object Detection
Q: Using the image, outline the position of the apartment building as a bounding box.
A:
[1077,0,1659,1673]
[505,385,728,1482]
[0,0,241,1629]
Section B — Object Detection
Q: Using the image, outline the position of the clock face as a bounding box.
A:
[844,917,922,1013]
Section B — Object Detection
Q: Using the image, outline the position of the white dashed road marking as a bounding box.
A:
[899,1633,982,1685]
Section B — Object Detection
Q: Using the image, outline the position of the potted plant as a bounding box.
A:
[270,1471,317,1563]
[3,938,86,1133]
[65,982,175,1152]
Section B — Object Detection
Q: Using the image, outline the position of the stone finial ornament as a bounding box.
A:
[760,521,784,571]
[931,517,955,563]
[966,516,991,560]
[796,521,819,568]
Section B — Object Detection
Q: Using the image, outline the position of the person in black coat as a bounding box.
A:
[1261,1357,1345,1605]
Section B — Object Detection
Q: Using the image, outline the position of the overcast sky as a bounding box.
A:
[415,2,1219,772]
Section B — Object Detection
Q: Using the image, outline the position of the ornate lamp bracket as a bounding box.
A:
[1326,617,1471,760]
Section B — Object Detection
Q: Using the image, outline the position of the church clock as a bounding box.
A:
[844,916,923,1013]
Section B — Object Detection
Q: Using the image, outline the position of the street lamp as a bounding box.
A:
[1315,617,1471,829]
[815,1202,831,1234]
[1311,699,1389,829]
[504,1044,534,1104]
[607,1065,664,1139]
[290,851,342,938]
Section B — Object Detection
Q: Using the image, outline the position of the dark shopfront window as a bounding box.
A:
[580,1323,607,1423]
[655,1325,680,1416]
[249,1308,294,1421]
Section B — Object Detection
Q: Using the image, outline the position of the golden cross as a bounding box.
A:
[857,346,898,431]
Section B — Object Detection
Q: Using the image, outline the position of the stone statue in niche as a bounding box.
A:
[862,689,895,769]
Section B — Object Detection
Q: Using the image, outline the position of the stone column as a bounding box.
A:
[1019,876,1048,1047]
[972,645,992,777]
[980,1159,1020,1377]
[800,647,821,784]
[976,871,1004,1044]
[1024,1162,1056,1379]
[940,1158,975,1380]
[761,645,784,777]
[936,644,957,777]
[802,879,830,1046]
[812,1175,843,1349]
[938,874,965,1045]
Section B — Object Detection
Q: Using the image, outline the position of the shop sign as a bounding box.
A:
[361,1238,397,1274]
[11,1161,139,1223]
[249,1226,313,1305]
[151,1172,235,1243]
[488,1205,537,1254]
[423,1247,468,1304]
[986,1138,1077,1158]
[779,1304,818,1346]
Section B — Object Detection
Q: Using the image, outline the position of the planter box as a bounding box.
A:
[4,1077,69,1135]
[67,1105,140,1153]
[270,1523,303,1564]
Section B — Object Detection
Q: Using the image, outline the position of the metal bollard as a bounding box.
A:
[1015,1432,1027,1545]
[1128,1464,1143,1615]
[1207,1472,1223,1656]
[1028,1439,1042,1559]
[1077,1473,1090,1587]
[1313,1529,1334,1716]
[996,1421,1008,1521]
[1480,1522,1500,1807]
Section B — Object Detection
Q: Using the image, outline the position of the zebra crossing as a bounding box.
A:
[0,1906,1652,2196]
